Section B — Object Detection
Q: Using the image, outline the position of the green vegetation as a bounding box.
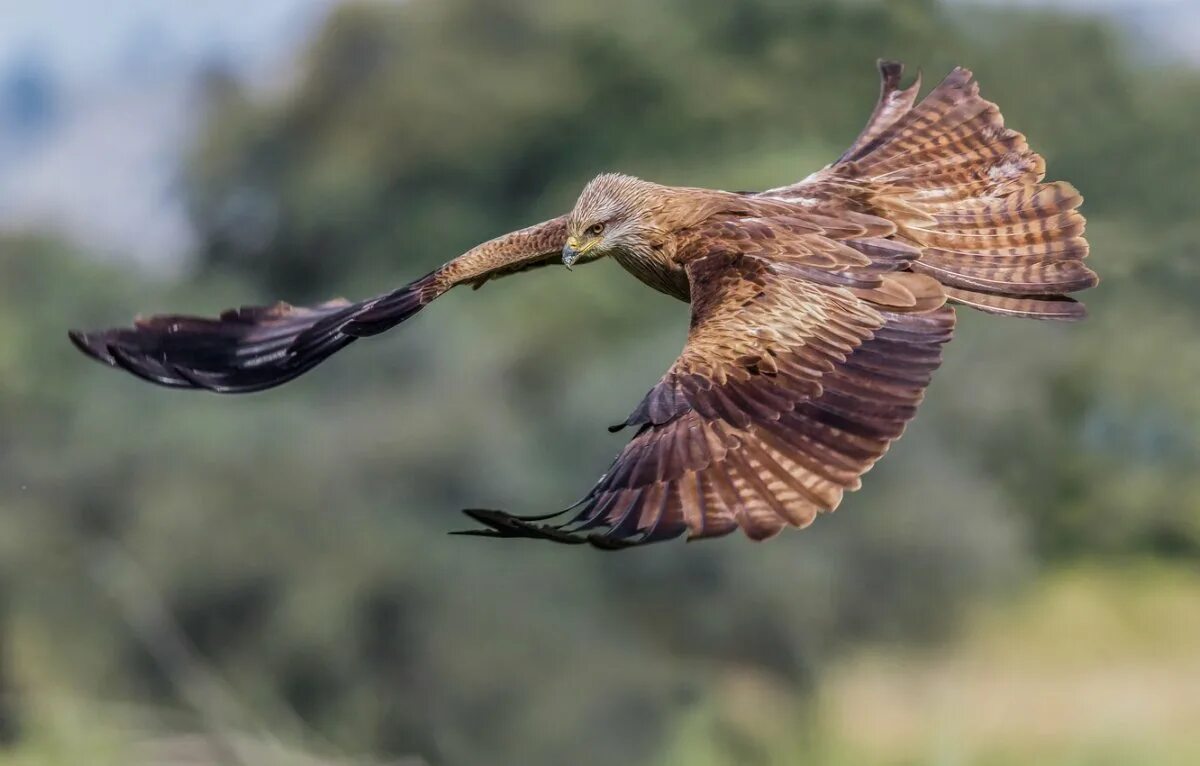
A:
[2,0,1198,764]
[812,562,1200,766]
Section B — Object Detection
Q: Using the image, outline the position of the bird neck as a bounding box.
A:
[613,241,689,301]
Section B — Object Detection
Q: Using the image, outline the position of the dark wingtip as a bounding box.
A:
[454,508,528,539]
[107,344,193,388]
[168,364,225,392]
[447,528,506,538]
[453,508,589,544]
[68,329,116,365]
[586,535,636,551]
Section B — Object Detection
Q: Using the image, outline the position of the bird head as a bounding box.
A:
[562,173,664,269]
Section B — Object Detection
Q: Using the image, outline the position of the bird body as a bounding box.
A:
[70,62,1097,548]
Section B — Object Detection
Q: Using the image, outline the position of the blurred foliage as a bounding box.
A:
[2,0,1199,764]
[808,561,1200,766]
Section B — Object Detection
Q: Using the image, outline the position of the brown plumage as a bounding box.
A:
[69,61,1097,548]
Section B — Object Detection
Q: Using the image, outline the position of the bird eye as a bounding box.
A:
[587,223,605,237]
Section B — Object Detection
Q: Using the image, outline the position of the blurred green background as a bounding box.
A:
[2,1,1199,764]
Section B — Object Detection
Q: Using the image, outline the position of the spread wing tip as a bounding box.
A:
[68,328,117,366]
[69,328,204,389]
[453,508,651,549]
[454,508,591,545]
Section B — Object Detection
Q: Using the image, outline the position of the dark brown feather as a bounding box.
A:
[457,254,956,547]
[70,217,568,393]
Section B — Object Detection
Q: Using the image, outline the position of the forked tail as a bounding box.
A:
[837,62,1097,319]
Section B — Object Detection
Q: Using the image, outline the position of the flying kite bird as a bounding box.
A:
[70,61,1097,549]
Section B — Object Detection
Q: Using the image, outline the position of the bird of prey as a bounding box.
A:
[70,61,1097,549]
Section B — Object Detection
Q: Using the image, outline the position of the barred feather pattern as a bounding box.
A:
[459,254,956,547]
[766,61,1096,319]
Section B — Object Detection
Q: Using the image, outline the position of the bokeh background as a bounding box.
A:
[2,1,1199,764]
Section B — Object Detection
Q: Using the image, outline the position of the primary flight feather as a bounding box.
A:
[70,61,1097,548]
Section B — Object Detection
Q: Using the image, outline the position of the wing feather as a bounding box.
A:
[69,217,568,393]
[456,253,956,547]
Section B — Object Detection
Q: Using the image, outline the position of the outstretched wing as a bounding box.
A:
[458,250,955,548]
[69,217,568,393]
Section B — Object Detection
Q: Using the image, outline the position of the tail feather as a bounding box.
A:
[906,210,1085,251]
[839,60,923,161]
[941,287,1087,321]
[930,181,1082,227]
[914,256,1097,296]
[842,63,1096,320]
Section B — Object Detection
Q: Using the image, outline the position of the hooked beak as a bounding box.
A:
[562,238,582,270]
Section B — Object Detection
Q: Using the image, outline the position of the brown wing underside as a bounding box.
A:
[458,253,955,548]
[69,217,568,393]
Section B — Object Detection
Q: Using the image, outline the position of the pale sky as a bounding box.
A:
[0,0,339,266]
[0,0,1192,84]
[0,0,336,83]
